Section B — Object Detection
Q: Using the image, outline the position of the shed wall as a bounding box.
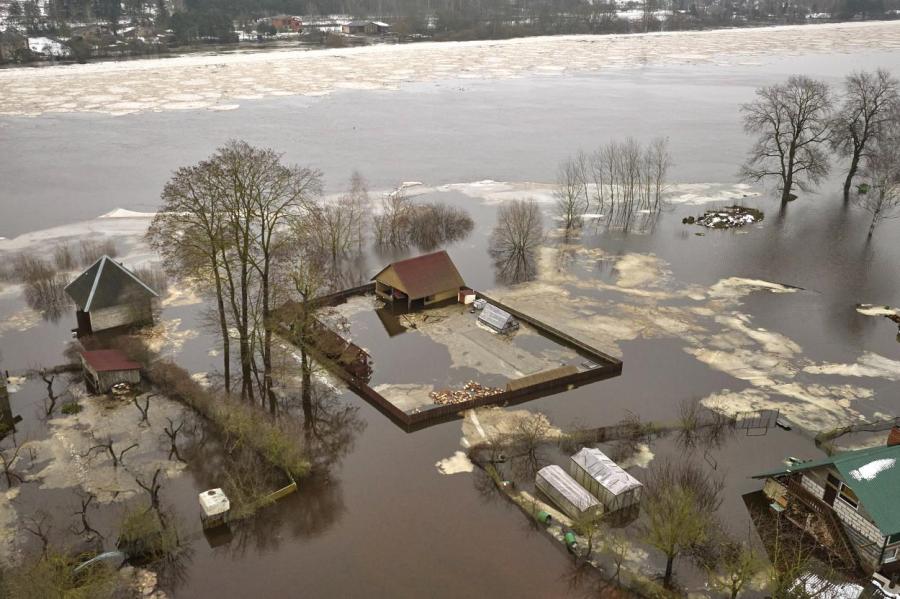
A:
[424,289,457,305]
[90,301,153,332]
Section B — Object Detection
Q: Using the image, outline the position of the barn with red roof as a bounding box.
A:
[372,251,465,310]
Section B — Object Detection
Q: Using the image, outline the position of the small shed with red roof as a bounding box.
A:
[80,349,142,393]
[372,250,465,310]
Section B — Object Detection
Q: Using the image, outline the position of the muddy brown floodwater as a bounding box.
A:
[1,31,900,599]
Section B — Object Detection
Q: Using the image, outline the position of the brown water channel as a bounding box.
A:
[1,49,899,597]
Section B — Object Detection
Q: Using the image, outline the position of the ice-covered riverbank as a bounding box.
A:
[2,20,900,117]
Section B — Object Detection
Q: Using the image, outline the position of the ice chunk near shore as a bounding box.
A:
[99,208,157,219]
[857,304,900,318]
[803,352,900,381]
[436,451,475,475]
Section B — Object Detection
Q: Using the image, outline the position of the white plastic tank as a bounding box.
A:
[199,488,230,520]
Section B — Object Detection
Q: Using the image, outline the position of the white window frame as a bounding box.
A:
[836,481,859,511]
[884,545,900,564]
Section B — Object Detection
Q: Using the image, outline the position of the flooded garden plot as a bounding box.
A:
[319,291,620,424]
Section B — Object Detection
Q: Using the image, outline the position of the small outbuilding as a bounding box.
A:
[341,20,390,34]
[569,448,643,513]
[80,349,142,393]
[535,464,601,520]
[65,256,159,334]
[373,250,465,310]
[478,303,518,334]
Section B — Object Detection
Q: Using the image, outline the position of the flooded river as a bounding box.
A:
[1,27,900,598]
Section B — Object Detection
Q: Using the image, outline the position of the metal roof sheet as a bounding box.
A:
[80,349,141,373]
[536,465,599,513]
[65,256,158,312]
[754,444,900,536]
[571,448,642,496]
[478,303,514,330]
[371,250,464,301]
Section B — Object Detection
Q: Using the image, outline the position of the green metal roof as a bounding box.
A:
[754,444,900,536]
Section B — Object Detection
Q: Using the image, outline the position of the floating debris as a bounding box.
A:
[430,380,504,405]
[684,205,764,229]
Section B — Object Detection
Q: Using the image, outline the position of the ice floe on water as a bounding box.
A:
[803,352,900,381]
[3,21,900,117]
[436,451,475,475]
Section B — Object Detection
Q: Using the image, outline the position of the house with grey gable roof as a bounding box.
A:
[65,256,159,334]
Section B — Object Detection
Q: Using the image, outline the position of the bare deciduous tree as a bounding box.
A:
[133,393,153,425]
[373,188,413,248]
[86,435,138,468]
[858,111,900,237]
[831,69,899,202]
[555,158,588,234]
[164,417,185,461]
[740,75,833,206]
[489,199,544,284]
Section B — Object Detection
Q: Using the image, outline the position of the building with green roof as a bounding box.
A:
[753,441,900,576]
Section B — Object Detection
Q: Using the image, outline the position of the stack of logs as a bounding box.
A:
[430,380,504,405]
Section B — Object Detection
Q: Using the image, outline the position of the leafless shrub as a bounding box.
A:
[85,435,138,468]
[22,511,53,556]
[79,238,117,267]
[407,202,474,250]
[52,244,76,271]
[373,189,413,248]
[133,263,169,295]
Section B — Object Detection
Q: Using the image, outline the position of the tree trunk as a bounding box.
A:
[843,150,861,203]
[663,554,675,586]
[211,265,230,394]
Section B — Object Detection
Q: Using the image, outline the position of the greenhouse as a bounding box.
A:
[569,448,643,513]
[535,465,601,520]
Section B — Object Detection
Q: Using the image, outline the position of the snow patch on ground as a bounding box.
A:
[99,208,157,219]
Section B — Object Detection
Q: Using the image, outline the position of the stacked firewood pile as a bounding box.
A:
[430,380,504,405]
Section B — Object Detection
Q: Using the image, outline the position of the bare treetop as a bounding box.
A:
[741,75,833,205]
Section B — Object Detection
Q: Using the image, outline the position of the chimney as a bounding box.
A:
[888,425,900,447]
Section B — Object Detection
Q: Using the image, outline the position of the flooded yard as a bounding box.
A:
[1,22,900,598]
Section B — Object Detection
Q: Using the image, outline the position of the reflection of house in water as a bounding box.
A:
[0,376,20,439]
[754,432,900,577]
[373,250,465,311]
[375,307,407,337]
[65,256,158,334]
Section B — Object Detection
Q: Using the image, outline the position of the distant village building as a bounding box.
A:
[754,437,900,576]
[478,303,518,333]
[535,464,601,520]
[341,20,390,35]
[269,15,303,32]
[569,448,643,513]
[65,256,159,334]
[27,36,70,57]
[372,250,465,310]
[80,349,142,393]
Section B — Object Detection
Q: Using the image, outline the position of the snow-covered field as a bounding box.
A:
[2,20,900,117]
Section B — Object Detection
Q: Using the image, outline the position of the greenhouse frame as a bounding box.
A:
[535,465,601,520]
[569,448,643,513]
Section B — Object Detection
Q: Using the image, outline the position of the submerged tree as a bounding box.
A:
[488,199,544,284]
[831,69,899,202]
[148,140,322,404]
[641,459,724,587]
[740,75,833,206]
[555,158,588,234]
[858,111,900,237]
